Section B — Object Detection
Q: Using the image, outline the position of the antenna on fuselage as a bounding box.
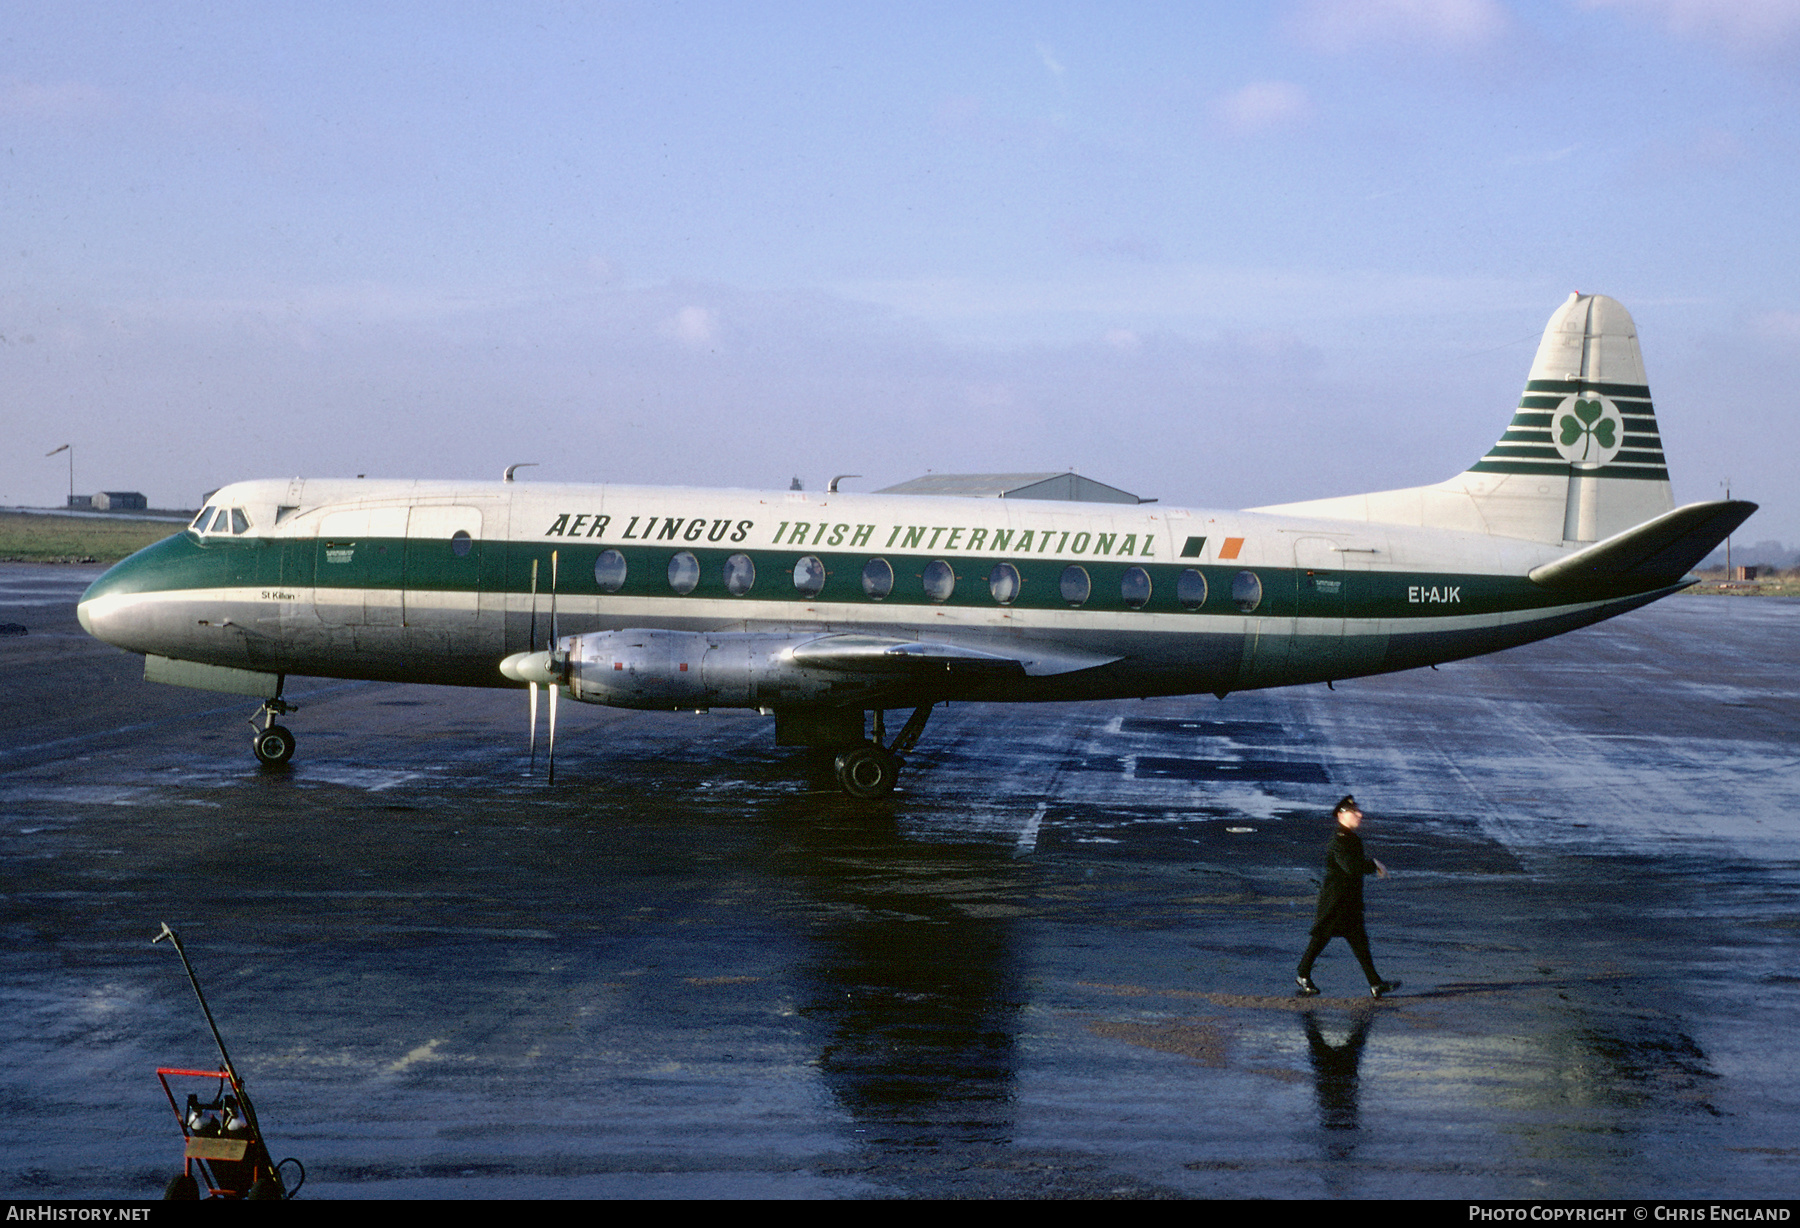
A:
[504,463,539,482]
[827,475,861,493]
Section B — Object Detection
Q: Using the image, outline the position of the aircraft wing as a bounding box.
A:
[789,633,1119,678]
[1528,499,1759,593]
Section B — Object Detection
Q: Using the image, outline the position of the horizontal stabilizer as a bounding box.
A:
[1528,500,1758,593]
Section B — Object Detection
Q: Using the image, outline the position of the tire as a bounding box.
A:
[253,725,296,765]
[163,1172,199,1200]
[835,744,899,799]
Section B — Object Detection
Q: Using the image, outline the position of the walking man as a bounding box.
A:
[1296,795,1399,999]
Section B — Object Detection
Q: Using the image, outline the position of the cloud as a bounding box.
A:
[1287,0,1511,53]
[1210,81,1312,136]
[1582,0,1800,51]
[663,304,717,347]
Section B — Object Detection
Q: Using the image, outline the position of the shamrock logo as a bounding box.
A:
[1552,393,1625,467]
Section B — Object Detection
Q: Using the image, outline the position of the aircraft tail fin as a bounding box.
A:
[1250,293,1677,545]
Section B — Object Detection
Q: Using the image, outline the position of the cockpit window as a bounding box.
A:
[191,506,216,532]
[230,508,250,535]
[207,509,231,534]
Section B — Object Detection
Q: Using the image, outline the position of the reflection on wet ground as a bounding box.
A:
[1,566,1797,1197]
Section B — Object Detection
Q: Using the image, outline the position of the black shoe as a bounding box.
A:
[1370,980,1400,998]
[1296,975,1320,997]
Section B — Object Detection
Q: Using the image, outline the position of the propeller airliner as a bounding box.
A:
[77,293,1755,796]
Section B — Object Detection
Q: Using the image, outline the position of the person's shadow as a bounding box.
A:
[1301,1009,1374,1148]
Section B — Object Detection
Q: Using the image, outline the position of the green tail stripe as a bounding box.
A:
[1523,380,1651,397]
[1466,460,1670,480]
[1483,446,1564,459]
[1520,395,1655,412]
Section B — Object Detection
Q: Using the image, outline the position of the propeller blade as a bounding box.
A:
[524,558,542,772]
[528,557,539,652]
[548,549,559,649]
[547,681,559,786]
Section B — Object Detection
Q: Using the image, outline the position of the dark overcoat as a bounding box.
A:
[1311,826,1379,938]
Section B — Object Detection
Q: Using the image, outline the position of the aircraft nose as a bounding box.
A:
[77,550,158,651]
[76,583,132,647]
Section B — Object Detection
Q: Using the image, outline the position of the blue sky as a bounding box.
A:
[5,1,1797,541]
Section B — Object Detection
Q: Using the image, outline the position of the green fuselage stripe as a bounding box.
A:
[86,531,1612,624]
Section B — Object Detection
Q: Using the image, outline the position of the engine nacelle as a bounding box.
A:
[558,629,875,710]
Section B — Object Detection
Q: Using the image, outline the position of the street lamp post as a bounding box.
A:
[45,444,73,506]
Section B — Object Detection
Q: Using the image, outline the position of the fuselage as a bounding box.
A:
[76,475,1677,707]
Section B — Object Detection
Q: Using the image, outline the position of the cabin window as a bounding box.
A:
[1121,566,1151,609]
[862,558,893,600]
[450,530,473,557]
[1177,569,1208,610]
[230,508,250,535]
[1060,565,1091,607]
[594,549,627,592]
[723,553,756,596]
[988,562,1020,606]
[1232,570,1263,613]
[668,552,700,594]
[793,555,827,597]
[922,559,955,602]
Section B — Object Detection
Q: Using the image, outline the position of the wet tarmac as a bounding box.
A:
[2,562,1797,1199]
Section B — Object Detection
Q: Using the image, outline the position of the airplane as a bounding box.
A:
[76,293,1756,798]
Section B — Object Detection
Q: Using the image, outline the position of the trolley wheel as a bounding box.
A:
[163,1172,199,1200]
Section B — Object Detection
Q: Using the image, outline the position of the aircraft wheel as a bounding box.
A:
[253,725,296,766]
[835,744,899,799]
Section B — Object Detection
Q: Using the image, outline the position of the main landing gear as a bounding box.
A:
[833,705,933,799]
[248,695,298,767]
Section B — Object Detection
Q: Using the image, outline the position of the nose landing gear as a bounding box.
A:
[248,696,298,766]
